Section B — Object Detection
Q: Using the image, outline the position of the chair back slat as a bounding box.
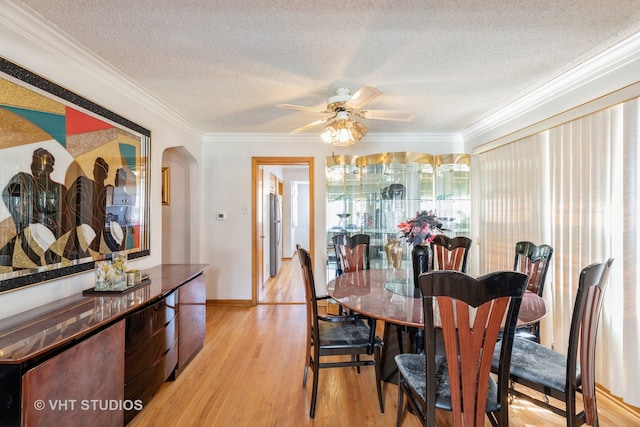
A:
[430,235,472,272]
[337,243,367,273]
[332,233,370,275]
[434,246,467,271]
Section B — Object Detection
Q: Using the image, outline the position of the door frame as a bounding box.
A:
[251,157,314,305]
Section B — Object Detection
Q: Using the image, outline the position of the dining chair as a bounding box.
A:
[332,233,373,318]
[395,269,529,427]
[332,233,370,276]
[296,247,384,418]
[492,258,613,427]
[513,241,554,342]
[398,234,472,353]
[429,234,472,272]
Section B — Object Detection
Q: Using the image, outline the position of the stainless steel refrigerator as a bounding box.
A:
[269,193,282,277]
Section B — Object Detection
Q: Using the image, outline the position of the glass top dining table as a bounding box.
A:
[327,268,547,328]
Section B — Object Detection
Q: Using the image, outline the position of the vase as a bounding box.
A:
[388,183,405,200]
[412,244,432,288]
[385,238,396,267]
[390,239,403,269]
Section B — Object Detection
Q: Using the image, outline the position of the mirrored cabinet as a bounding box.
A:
[326,152,470,272]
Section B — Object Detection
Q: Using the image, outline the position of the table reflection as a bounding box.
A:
[329,268,424,327]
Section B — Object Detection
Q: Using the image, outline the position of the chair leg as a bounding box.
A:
[375,346,385,413]
[310,364,319,418]
[486,411,499,427]
[396,377,405,427]
[567,391,579,427]
[302,365,308,386]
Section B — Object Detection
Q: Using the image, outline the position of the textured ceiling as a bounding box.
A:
[13,0,640,135]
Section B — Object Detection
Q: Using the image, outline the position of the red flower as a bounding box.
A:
[397,211,441,245]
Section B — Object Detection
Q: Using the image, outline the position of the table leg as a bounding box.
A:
[380,322,413,384]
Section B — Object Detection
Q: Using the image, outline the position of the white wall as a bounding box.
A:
[289,181,309,256]
[0,5,203,320]
[282,168,310,257]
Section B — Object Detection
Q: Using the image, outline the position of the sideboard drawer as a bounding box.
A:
[125,293,177,347]
[125,316,177,382]
[124,340,177,424]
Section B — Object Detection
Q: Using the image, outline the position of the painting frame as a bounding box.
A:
[0,57,151,294]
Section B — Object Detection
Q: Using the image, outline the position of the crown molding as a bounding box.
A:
[1,1,203,140]
[464,30,640,144]
[202,132,462,145]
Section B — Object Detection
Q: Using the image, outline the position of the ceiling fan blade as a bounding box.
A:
[290,117,334,134]
[344,86,382,111]
[276,104,328,114]
[359,109,415,121]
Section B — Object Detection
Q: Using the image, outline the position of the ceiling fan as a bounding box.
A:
[276,86,415,144]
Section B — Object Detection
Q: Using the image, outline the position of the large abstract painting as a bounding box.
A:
[0,57,150,293]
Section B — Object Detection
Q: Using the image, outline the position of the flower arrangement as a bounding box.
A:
[112,253,127,276]
[397,210,442,246]
[95,260,112,284]
[94,253,128,290]
[111,252,127,286]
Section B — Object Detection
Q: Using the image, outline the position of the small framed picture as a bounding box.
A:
[162,167,170,205]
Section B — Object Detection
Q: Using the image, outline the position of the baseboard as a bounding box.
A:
[206,299,252,306]
[596,384,640,417]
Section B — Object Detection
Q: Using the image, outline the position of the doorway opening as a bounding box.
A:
[251,157,314,305]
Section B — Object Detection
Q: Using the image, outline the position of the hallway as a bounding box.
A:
[259,255,305,304]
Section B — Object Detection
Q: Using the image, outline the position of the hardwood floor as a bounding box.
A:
[259,257,305,304]
[129,257,640,426]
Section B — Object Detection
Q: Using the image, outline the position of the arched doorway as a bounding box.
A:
[162,147,200,263]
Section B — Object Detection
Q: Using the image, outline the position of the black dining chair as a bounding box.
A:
[492,258,613,427]
[513,241,553,342]
[297,247,384,418]
[429,234,472,272]
[332,233,370,276]
[398,235,472,355]
[332,233,373,318]
[395,269,529,426]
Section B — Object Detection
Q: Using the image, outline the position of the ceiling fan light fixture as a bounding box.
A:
[321,118,367,146]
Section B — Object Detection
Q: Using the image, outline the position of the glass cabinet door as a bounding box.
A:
[434,154,470,238]
[326,152,469,274]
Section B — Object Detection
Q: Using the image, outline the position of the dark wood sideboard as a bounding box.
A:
[0,264,207,426]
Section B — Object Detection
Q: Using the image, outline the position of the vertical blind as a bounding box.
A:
[476,97,640,407]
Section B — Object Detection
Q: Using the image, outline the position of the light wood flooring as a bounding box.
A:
[129,257,640,426]
[259,256,305,304]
